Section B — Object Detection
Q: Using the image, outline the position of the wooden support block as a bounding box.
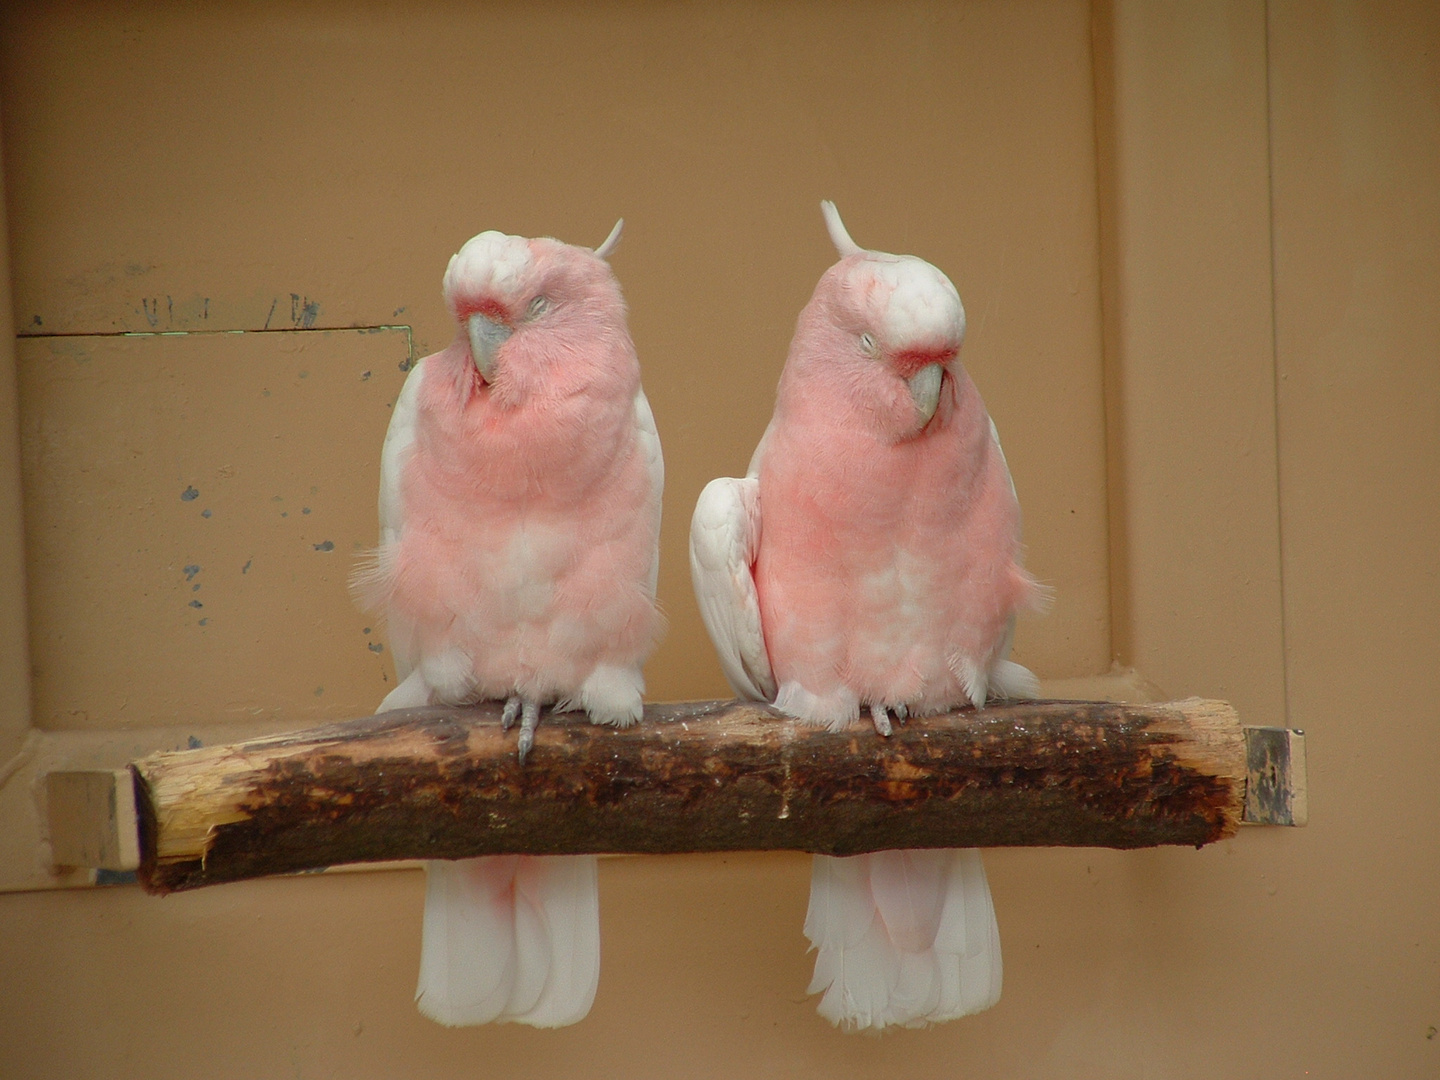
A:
[46,769,141,871]
[131,697,1254,894]
[1242,726,1308,826]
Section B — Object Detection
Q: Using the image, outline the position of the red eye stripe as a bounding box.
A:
[459,297,511,324]
[890,348,956,377]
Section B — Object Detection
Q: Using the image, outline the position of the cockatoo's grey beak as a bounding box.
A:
[907,363,945,425]
[467,312,512,382]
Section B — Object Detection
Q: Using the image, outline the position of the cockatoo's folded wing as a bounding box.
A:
[689,476,776,702]
[379,358,427,551]
[352,357,428,684]
[633,387,664,597]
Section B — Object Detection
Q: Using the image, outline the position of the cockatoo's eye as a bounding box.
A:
[525,295,550,320]
[859,332,879,356]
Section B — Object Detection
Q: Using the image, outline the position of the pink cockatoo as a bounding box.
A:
[355,220,664,1027]
[690,202,1045,1031]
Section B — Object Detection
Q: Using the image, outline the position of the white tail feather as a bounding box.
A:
[416,857,519,1026]
[806,849,1002,1031]
[820,200,863,258]
[991,658,1041,701]
[511,855,602,1027]
[594,219,624,259]
[505,876,551,1018]
[868,850,948,952]
[415,854,601,1028]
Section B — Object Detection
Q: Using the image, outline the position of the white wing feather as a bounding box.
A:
[376,358,427,682]
[689,475,776,701]
[633,388,664,598]
[379,358,426,549]
[985,414,1042,700]
[745,418,775,480]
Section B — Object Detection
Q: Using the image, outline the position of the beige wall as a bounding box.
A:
[1,1,1435,1076]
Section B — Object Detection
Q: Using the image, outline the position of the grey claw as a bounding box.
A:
[501,696,521,731]
[871,704,893,737]
[517,701,540,764]
[894,703,908,723]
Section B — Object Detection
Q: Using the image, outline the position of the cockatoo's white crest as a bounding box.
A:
[858,256,967,353]
[821,200,863,258]
[594,219,624,260]
[443,230,534,309]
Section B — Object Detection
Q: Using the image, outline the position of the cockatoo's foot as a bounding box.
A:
[870,703,893,737]
[516,700,541,764]
[500,695,521,732]
[893,702,909,723]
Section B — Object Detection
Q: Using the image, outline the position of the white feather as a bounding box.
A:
[868,850,947,952]
[814,918,901,1030]
[502,872,550,1018]
[415,857,519,1026]
[805,850,1003,1031]
[988,416,1017,504]
[633,388,664,598]
[745,418,776,480]
[593,218,624,259]
[375,357,427,681]
[412,854,601,1028]
[803,853,877,955]
[508,854,602,1028]
[820,200,863,258]
[688,476,776,701]
[991,658,1040,701]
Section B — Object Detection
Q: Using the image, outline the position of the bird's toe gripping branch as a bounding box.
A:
[517,700,542,764]
[500,694,542,764]
[870,704,894,737]
[501,696,521,731]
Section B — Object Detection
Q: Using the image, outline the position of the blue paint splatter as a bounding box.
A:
[363,627,371,634]
[183,564,200,581]
[181,486,199,501]
[198,618,208,626]
[368,642,385,654]
[192,584,201,592]
[298,370,309,379]
[314,686,324,696]
[302,507,311,515]
[241,559,252,574]
[361,370,372,381]
[189,600,203,608]
[280,511,288,518]
[313,540,334,552]
[95,869,137,886]
[188,735,203,749]
[201,509,212,519]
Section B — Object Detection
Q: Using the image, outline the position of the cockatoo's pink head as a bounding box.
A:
[440,220,631,404]
[788,202,967,440]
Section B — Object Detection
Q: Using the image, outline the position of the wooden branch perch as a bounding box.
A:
[105,697,1273,895]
